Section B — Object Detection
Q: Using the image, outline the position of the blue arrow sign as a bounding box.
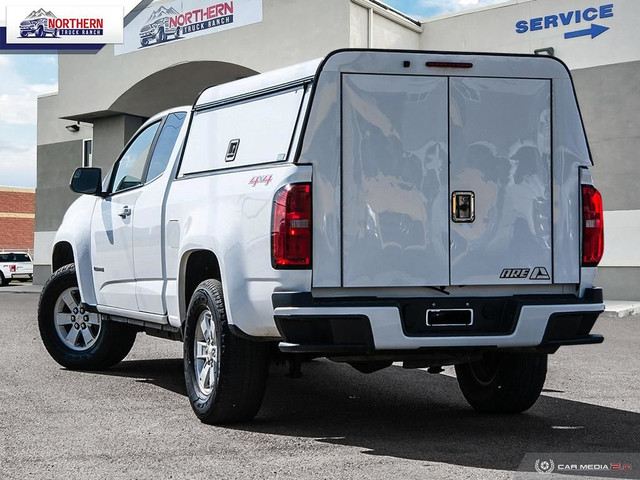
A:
[564,23,609,39]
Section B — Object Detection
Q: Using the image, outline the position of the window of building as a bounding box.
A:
[82,139,93,167]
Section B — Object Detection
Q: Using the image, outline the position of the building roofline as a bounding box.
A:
[0,186,36,193]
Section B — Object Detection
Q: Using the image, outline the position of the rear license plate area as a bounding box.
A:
[426,309,473,327]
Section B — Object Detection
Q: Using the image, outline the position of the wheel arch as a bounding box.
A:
[50,235,98,307]
[179,249,222,323]
[52,241,74,272]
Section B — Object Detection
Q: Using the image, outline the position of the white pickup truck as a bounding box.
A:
[38,49,605,424]
[0,252,33,285]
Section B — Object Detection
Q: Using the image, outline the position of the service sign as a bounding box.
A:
[115,0,263,56]
[5,5,123,44]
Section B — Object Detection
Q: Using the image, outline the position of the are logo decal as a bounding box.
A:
[500,268,530,279]
[499,267,551,280]
[530,267,551,281]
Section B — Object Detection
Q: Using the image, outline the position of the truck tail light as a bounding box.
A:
[9,265,16,272]
[272,183,311,268]
[582,185,604,266]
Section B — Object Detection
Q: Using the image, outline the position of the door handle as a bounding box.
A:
[452,191,475,223]
[119,206,132,219]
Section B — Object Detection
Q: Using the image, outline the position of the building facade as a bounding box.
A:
[0,186,35,254]
[35,0,640,300]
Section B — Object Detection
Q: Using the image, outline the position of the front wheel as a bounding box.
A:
[455,351,547,413]
[0,271,8,286]
[38,264,137,370]
[183,280,272,424]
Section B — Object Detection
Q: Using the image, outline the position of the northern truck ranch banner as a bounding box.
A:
[5,5,123,45]
[114,0,262,56]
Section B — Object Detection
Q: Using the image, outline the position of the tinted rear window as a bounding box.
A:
[0,253,31,262]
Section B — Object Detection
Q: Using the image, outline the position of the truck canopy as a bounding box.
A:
[299,50,592,289]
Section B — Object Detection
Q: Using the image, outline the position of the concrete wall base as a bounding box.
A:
[595,267,640,301]
[33,264,52,286]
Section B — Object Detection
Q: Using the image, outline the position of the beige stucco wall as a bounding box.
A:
[56,0,352,120]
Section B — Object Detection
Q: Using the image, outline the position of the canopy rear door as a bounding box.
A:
[449,77,552,285]
[341,74,449,287]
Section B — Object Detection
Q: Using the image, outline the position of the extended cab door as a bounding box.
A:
[91,121,161,311]
[133,112,186,314]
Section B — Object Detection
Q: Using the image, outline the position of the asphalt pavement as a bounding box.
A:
[0,290,638,479]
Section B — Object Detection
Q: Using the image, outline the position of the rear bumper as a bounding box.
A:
[10,273,32,280]
[273,289,604,355]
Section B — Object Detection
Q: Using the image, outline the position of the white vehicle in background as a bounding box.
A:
[0,252,33,285]
[38,49,605,424]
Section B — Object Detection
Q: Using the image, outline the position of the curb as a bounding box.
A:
[602,302,640,318]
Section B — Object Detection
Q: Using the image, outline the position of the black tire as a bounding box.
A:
[0,271,8,286]
[141,37,149,46]
[36,25,44,37]
[20,31,28,38]
[156,28,165,43]
[38,264,137,370]
[183,279,272,424]
[455,351,547,413]
[175,26,181,38]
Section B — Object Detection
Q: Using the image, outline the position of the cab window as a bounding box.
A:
[111,122,160,193]
[145,112,186,182]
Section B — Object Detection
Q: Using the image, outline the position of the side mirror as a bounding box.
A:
[70,167,105,196]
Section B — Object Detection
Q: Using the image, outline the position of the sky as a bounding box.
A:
[0,0,512,188]
[383,0,511,19]
[0,54,57,188]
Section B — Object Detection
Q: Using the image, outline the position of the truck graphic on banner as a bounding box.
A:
[18,7,106,38]
[139,6,182,46]
[139,1,235,48]
[19,9,58,38]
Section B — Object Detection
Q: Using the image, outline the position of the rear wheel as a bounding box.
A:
[0,272,8,286]
[455,351,547,413]
[183,279,272,424]
[38,264,137,370]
